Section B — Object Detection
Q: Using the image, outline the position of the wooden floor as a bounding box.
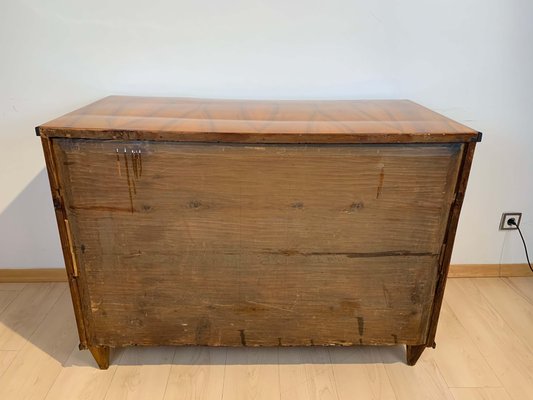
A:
[0,278,532,400]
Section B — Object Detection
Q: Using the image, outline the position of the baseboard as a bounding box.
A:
[447,264,532,278]
[0,264,531,283]
[0,268,67,283]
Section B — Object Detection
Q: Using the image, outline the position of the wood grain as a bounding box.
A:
[450,388,512,400]
[426,141,477,347]
[38,97,480,368]
[278,347,338,400]
[428,302,499,388]
[329,346,396,400]
[222,348,279,400]
[52,140,462,349]
[37,96,481,143]
[0,283,65,350]
[1,279,529,399]
[0,287,78,400]
[445,279,533,400]
[44,347,119,400]
[0,268,66,283]
[104,347,174,400]
[382,347,455,400]
[163,347,226,400]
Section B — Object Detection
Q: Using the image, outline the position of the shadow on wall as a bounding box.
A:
[0,168,64,268]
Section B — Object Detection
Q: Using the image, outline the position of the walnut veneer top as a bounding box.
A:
[36,96,481,144]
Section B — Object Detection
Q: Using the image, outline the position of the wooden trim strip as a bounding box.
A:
[0,268,67,283]
[449,263,533,278]
[0,264,530,283]
[40,137,89,348]
[426,142,477,346]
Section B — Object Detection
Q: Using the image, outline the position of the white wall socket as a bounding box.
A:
[499,212,522,230]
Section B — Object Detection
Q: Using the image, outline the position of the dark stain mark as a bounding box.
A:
[130,155,137,194]
[124,250,142,258]
[411,282,422,304]
[142,204,152,212]
[115,149,121,176]
[63,161,76,166]
[268,249,435,258]
[132,150,138,179]
[70,205,135,213]
[239,329,247,346]
[357,317,364,336]
[278,337,282,346]
[382,285,392,308]
[195,318,211,344]
[290,202,304,209]
[343,202,364,213]
[53,197,62,210]
[310,339,315,345]
[359,338,363,345]
[188,200,203,209]
[130,318,144,327]
[123,150,134,213]
[81,244,86,254]
[391,334,398,344]
[277,249,300,256]
[138,150,143,177]
[340,300,359,312]
[376,166,385,199]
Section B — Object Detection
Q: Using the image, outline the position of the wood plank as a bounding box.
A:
[0,290,20,315]
[222,347,280,400]
[44,347,120,400]
[0,264,528,284]
[104,347,174,400]
[53,140,461,348]
[41,136,90,350]
[428,302,500,388]
[382,346,454,400]
[426,141,476,347]
[37,96,481,143]
[0,268,67,283]
[163,347,226,400]
[0,288,79,400]
[445,279,533,400]
[506,277,533,304]
[329,346,396,400]
[278,347,338,400]
[0,351,16,377]
[450,388,512,400]
[76,254,438,347]
[501,264,533,277]
[448,264,533,278]
[448,264,500,278]
[0,283,26,291]
[0,283,65,350]
[473,278,533,354]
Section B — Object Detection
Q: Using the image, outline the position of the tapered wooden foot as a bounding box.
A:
[89,346,110,369]
[406,344,426,366]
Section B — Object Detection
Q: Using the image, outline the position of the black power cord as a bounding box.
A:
[508,218,532,273]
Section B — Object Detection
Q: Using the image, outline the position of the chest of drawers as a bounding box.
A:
[37,96,480,368]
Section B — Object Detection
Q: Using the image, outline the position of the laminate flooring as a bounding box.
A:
[0,278,531,400]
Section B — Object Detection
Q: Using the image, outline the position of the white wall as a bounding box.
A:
[1,0,532,268]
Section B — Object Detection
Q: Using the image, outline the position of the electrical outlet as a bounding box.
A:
[499,212,522,230]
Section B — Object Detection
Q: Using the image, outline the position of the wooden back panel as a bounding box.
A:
[53,139,462,347]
